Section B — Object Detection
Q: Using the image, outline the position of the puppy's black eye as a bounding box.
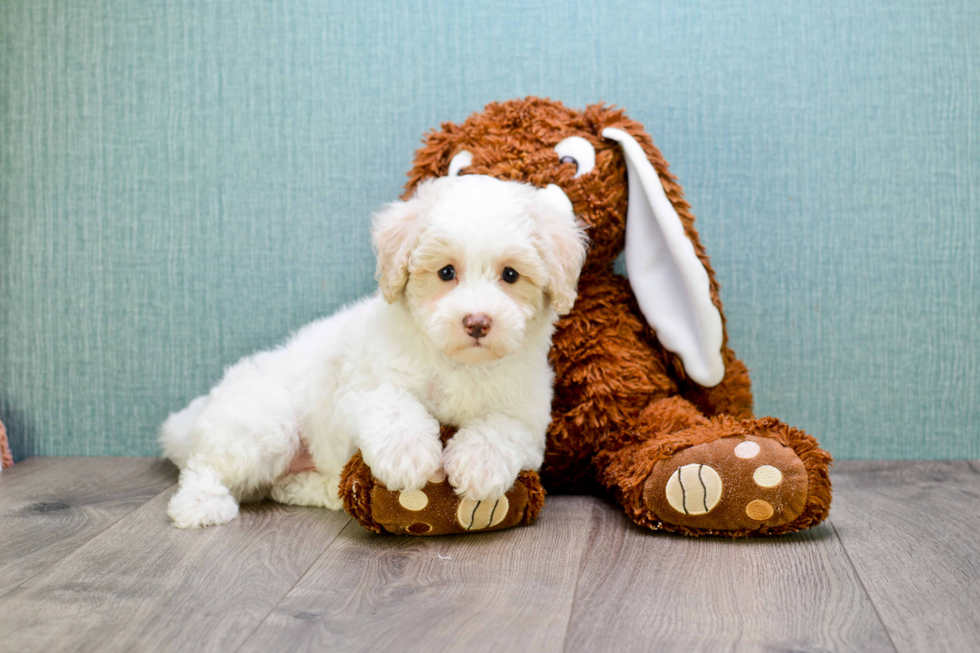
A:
[438,265,456,281]
[559,155,578,172]
[502,267,520,284]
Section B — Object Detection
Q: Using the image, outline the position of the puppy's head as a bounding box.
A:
[372,175,587,364]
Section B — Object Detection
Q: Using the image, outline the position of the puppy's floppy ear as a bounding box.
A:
[371,187,428,303]
[533,184,589,315]
[601,127,724,387]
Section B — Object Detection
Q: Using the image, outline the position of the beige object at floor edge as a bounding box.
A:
[0,417,12,469]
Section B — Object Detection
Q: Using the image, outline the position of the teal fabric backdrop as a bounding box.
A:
[1,0,978,460]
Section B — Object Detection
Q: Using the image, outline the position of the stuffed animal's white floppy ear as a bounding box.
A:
[602,128,725,387]
[534,184,589,315]
[371,194,425,303]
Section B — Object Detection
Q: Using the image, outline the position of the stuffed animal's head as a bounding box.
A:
[404,97,727,386]
[372,175,588,364]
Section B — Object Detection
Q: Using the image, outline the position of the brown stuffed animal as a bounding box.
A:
[341,97,832,537]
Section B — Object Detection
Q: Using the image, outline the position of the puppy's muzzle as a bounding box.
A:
[462,313,492,339]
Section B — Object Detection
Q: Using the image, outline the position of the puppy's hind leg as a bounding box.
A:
[160,395,209,468]
[165,358,302,528]
[271,470,343,510]
[167,462,240,529]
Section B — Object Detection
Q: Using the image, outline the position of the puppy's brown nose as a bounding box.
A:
[462,313,492,339]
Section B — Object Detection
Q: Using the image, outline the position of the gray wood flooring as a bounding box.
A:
[0,458,977,652]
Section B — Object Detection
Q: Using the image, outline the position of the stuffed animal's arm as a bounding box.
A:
[677,345,755,419]
[609,273,755,421]
[550,276,681,438]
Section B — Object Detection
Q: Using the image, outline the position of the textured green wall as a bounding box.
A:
[1,0,978,460]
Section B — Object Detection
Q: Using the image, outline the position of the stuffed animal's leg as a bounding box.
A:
[595,397,832,537]
[339,452,545,536]
[339,423,545,536]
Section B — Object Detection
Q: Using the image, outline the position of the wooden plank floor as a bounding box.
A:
[1,459,978,652]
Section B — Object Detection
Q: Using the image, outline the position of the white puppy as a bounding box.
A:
[160,175,588,528]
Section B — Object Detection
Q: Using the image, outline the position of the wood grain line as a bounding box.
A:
[239,496,596,653]
[831,460,980,652]
[0,488,351,653]
[232,518,362,653]
[0,457,177,598]
[2,460,978,652]
[562,497,895,652]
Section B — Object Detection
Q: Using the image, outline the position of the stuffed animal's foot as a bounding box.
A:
[339,453,545,536]
[606,416,832,537]
[645,434,811,533]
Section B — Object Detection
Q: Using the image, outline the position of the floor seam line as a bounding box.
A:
[559,499,596,653]
[829,517,901,653]
[0,479,178,603]
[232,516,354,653]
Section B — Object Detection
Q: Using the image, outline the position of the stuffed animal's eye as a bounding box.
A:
[502,267,520,284]
[438,265,456,281]
[447,150,473,177]
[554,137,596,178]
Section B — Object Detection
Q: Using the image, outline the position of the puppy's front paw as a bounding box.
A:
[362,424,443,493]
[444,430,521,502]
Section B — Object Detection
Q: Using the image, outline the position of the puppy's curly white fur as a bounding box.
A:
[161,176,588,528]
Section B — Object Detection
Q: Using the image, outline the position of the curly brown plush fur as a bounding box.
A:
[340,97,831,537]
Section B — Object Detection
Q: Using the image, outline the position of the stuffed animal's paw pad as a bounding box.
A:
[457,496,509,530]
[664,464,723,515]
[397,489,429,511]
[745,499,774,520]
[752,465,783,488]
[645,434,809,532]
[734,440,761,458]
